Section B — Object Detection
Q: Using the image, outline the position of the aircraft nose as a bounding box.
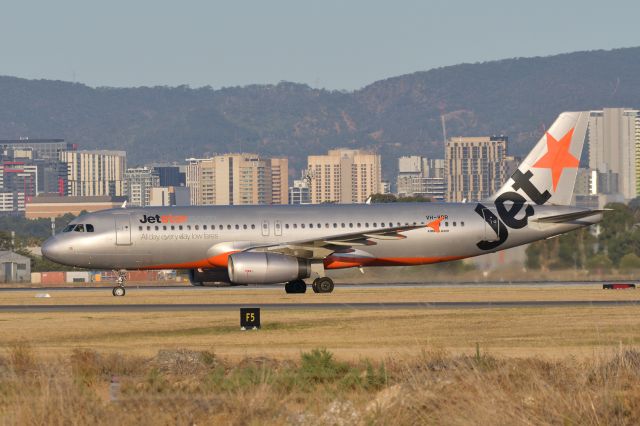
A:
[41,237,66,263]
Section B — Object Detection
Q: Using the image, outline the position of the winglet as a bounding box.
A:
[121,200,127,209]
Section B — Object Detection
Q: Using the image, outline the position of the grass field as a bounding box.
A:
[0,286,638,360]
[1,285,640,424]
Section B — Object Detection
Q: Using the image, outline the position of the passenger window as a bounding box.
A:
[187,225,192,230]
[333,223,337,228]
[293,224,298,229]
[139,226,143,231]
[171,225,175,230]
[325,223,329,228]
[389,222,393,227]
[453,222,457,227]
[243,224,247,229]
[179,225,183,230]
[461,221,465,226]
[155,226,159,231]
[203,225,207,230]
[195,225,199,230]
[227,225,231,230]
[235,224,239,230]
[365,222,369,227]
[373,223,377,227]
[341,223,345,228]
[318,223,321,228]
[163,225,167,230]
[74,224,85,232]
[285,224,290,229]
[445,222,449,227]
[147,226,151,231]
[219,225,224,230]
[309,224,313,228]
[357,223,361,227]
[301,224,306,229]
[86,224,94,232]
[349,223,353,228]
[251,224,256,229]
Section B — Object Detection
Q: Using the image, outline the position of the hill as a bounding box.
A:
[1,47,639,178]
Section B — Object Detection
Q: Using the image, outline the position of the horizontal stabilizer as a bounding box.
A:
[532,209,607,224]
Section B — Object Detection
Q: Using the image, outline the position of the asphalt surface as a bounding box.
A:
[0,300,639,313]
[1,280,637,292]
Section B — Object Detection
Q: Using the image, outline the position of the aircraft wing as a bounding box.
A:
[244,222,430,260]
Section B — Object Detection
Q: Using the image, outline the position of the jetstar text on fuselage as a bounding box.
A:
[139,214,188,224]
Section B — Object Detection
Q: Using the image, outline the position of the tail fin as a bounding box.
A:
[490,111,589,206]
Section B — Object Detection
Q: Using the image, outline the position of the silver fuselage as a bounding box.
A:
[41,202,601,271]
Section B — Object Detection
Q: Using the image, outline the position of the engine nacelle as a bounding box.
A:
[228,252,310,284]
[188,268,232,286]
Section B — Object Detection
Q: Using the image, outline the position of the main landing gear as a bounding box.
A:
[284,277,335,294]
[112,271,127,297]
[312,277,334,294]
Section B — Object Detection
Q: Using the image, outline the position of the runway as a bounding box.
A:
[0,300,639,313]
[0,280,637,293]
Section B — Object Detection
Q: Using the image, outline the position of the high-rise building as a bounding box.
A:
[153,165,186,187]
[396,156,445,201]
[0,139,76,161]
[289,175,311,205]
[307,149,381,204]
[588,108,640,200]
[60,150,126,197]
[445,136,507,202]
[124,167,160,207]
[185,154,288,205]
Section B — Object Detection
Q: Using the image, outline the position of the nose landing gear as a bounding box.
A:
[112,270,127,297]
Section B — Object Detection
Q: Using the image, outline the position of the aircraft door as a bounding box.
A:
[261,220,270,237]
[481,208,500,242]
[115,214,132,246]
[274,220,282,236]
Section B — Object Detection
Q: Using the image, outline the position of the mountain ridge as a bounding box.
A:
[1,47,639,179]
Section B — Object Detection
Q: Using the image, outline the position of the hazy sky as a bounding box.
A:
[1,0,639,90]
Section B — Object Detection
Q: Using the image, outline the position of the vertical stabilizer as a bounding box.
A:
[490,111,589,206]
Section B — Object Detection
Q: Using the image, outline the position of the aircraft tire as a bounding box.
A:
[311,280,320,293]
[112,286,126,297]
[285,280,306,294]
[315,277,334,293]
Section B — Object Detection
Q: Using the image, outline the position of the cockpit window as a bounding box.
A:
[74,224,85,232]
[86,224,94,232]
[63,225,75,232]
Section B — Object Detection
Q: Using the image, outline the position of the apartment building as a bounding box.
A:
[60,150,126,197]
[307,149,381,204]
[186,154,288,205]
[445,136,507,202]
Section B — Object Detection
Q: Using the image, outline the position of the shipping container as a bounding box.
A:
[30,272,42,284]
[40,272,65,285]
[65,271,90,283]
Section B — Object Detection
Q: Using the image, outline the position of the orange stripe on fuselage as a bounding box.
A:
[135,252,466,271]
[145,251,239,270]
[323,255,466,269]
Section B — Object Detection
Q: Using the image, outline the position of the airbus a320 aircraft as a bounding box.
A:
[42,112,603,296]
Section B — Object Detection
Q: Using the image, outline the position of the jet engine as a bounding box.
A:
[227,252,310,284]
[188,268,232,286]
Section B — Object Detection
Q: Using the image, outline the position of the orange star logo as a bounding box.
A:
[426,216,445,232]
[532,127,579,191]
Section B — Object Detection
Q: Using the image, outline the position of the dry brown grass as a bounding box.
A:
[1,285,639,305]
[1,344,640,425]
